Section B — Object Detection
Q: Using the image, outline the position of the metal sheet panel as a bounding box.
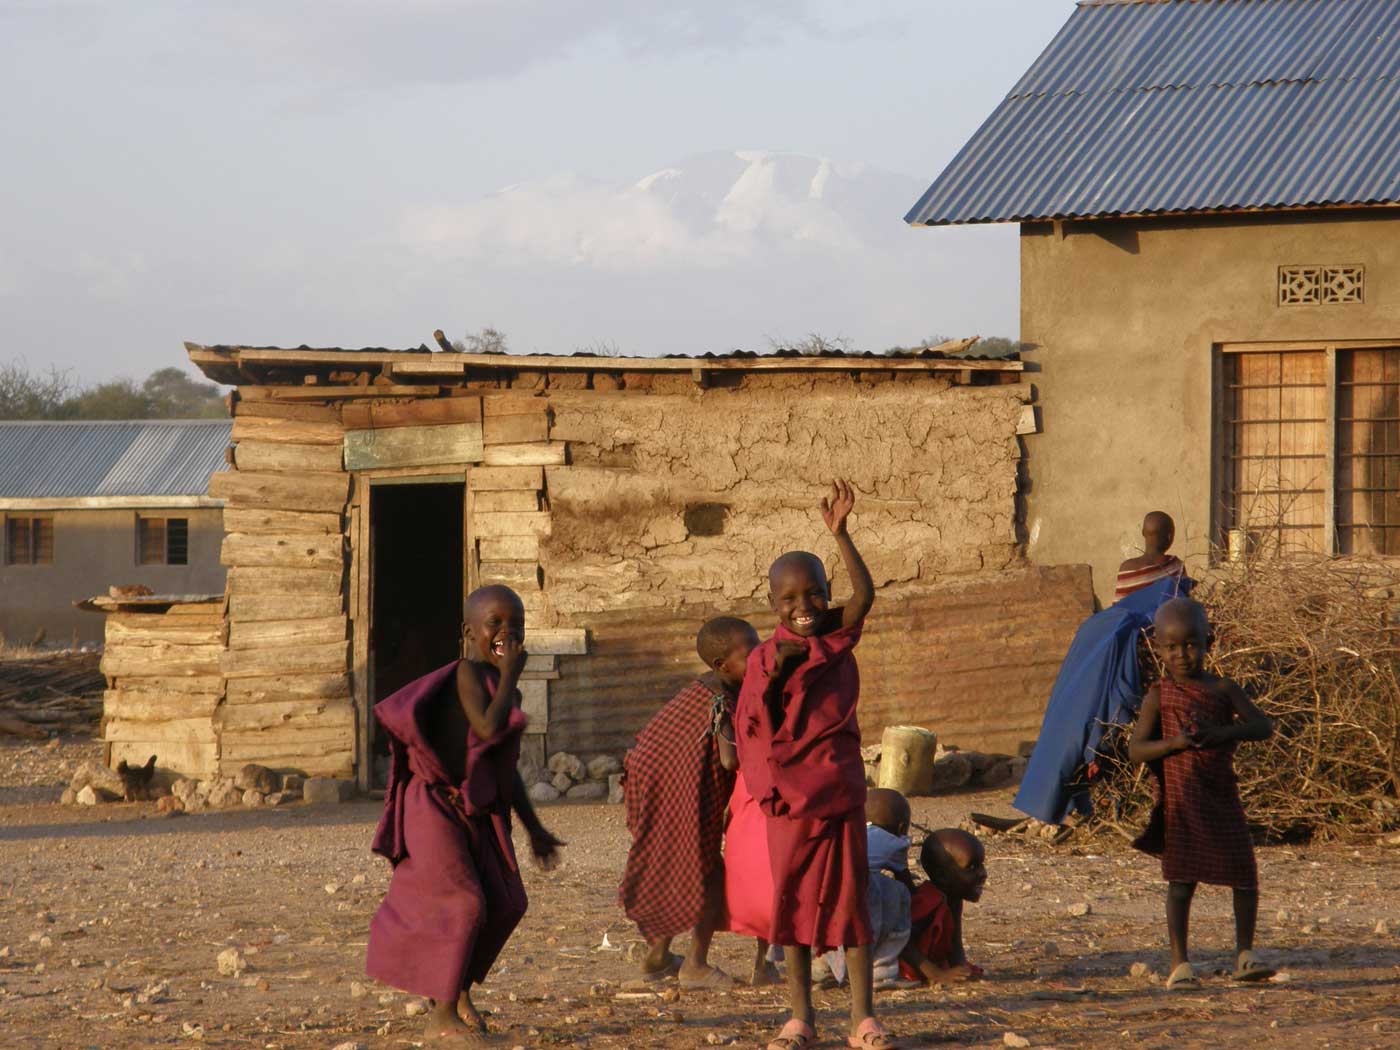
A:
[546,564,1094,759]
[0,421,231,499]
[907,0,1400,225]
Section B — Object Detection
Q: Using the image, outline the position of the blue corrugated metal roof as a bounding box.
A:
[0,421,231,499]
[906,0,1400,226]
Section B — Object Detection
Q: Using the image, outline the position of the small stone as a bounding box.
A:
[550,772,573,793]
[206,779,243,808]
[216,947,247,977]
[75,785,101,806]
[608,773,624,805]
[325,883,341,896]
[264,790,293,807]
[658,986,680,1003]
[404,999,428,1017]
[1041,941,1059,957]
[1376,919,1389,936]
[566,780,608,801]
[241,789,265,808]
[281,773,305,796]
[929,752,972,793]
[303,777,355,804]
[349,981,369,999]
[1003,1034,1031,1049]
[155,796,184,815]
[1276,909,1293,922]
[59,787,77,806]
[1067,902,1092,917]
[0,946,10,959]
[547,752,585,781]
[1129,962,1151,979]
[706,1035,734,1046]
[529,781,561,803]
[973,759,1015,789]
[256,978,270,992]
[586,755,621,780]
[331,1043,369,1050]
[182,1021,205,1040]
[37,935,52,949]
[1300,924,1317,935]
[235,764,281,794]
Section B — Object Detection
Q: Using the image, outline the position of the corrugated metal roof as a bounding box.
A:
[0,420,231,499]
[906,0,1400,226]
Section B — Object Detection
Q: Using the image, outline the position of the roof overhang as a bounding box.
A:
[185,338,1022,387]
[0,496,224,511]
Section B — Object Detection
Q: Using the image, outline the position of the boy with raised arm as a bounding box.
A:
[736,480,897,1050]
[366,585,564,1046]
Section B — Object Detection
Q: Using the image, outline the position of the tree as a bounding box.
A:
[0,359,228,420]
[141,367,226,418]
[767,333,854,356]
[453,327,509,355]
[0,360,73,419]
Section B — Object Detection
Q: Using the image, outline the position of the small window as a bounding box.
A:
[5,517,54,565]
[138,517,189,565]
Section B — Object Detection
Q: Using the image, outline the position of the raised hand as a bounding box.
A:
[489,635,527,676]
[820,478,856,536]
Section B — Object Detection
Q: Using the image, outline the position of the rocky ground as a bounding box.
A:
[1,735,1398,1050]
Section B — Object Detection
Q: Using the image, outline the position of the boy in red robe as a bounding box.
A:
[1128,598,1276,990]
[736,480,897,1050]
[366,585,564,1046]
[899,829,987,984]
[618,615,759,987]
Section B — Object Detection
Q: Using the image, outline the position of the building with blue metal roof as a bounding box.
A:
[907,0,1400,602]
[0,420,230,644]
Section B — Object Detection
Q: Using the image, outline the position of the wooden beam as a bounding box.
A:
[483,413,550,445]
[225,674,351,704]
[482,443,566,467]
[228,616,349,650]
[237,384,436,400]
[469,466,544,491]
[525,628,587,655]
[433,329,454,353]
[231,416,344,446]
[477,535,540,562]
[222,640,349,678]
[208,470,349,513]
[472,490,539,513]
[343,422,484,471]
[478,561,542,589]
[226,565,344,596]
[220,532,345,571]
[341,397,481,430]
[222,508,343,536]
[0,495,223,511]
[473,512,552,538]
[233,440,344,473]
[228,593,345,622]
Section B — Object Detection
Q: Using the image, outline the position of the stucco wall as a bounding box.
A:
[1021,209,1400,605]
[0,508,226,645]
[543,373,1027,618]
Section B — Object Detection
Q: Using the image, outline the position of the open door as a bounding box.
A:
[367,480,465,786]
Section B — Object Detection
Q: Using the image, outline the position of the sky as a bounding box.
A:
[0,0,1072,380]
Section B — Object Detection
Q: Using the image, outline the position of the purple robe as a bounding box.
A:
[365,660,529,1000]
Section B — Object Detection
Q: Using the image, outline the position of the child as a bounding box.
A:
[820,789,915,989]
[366,584,564,1045]
[900,830,987,984]
[1128,597,1275,989]
[618,616,759,988]
[736,479,897,1050]
[1115,511,1186,601]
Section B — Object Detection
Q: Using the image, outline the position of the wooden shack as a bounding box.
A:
[104,339,1092,788]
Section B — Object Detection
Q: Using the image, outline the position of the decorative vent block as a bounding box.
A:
[1279,265,1364,306]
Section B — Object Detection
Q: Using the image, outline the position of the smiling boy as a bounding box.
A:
[736,480,896,1050]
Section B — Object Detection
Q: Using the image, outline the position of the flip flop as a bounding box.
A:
[847,1017,899,1049]
[639,952,684,982]
[1166,962,1200,990]
[767,1019,816,1050]
[679,966,735,991]
[1233,950,1276,983]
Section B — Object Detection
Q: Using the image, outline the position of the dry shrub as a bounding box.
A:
[1092,558,1400,843]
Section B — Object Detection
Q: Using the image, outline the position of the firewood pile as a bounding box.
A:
[1089,557,1400,844]
[0,651,105,738]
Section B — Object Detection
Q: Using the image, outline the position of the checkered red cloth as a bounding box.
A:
[618,678,735,940]
[1155,677,1258,889]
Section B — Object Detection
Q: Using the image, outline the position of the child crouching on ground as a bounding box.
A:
[618,616,760,988]
[819,789,915,989]
[1128,597,1275,989]
[900,830,987,984]
[365,585,564,1046]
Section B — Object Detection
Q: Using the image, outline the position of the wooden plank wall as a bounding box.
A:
[214,401,354,778]
[99,602,225,778]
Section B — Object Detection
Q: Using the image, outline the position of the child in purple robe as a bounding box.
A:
[366,585,564,1045]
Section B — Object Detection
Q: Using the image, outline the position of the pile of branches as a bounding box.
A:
[1091,558,1400,843]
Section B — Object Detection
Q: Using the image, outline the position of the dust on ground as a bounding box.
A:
[1,735,1398,1050]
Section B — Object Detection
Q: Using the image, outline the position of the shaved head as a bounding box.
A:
[919,828,987,901]
[1142,511,1176,553]
[1153,596,1208,636]
[696,616,758,667]
[768,550,827,591]
[865,788,910,834]
[465,584,524,621]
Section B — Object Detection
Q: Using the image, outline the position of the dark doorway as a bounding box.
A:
[369,482,464,784]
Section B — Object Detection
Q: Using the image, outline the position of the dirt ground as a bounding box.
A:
[1,736,1398,1050]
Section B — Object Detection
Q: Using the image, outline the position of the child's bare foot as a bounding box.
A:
[456,989,488,1032]
[750,959,782,986]
[639,951,683,981]
[424,1000,495,1045]
[679,962,734,990]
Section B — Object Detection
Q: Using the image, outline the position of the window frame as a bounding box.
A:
[136,515,190,566]
[4,515,54,566]
[1216,340,1400,558]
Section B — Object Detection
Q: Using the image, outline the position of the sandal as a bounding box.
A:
[767,1019,816,1050]
[847,1017,900,1049]
[639,952,684,983]
[679,966,735,991]
[1166,962,1200,990]
[1233,950,1276,983]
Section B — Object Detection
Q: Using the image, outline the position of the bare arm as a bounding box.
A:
[1127,686,1191,764]
[454,637,527,740]
[715,716,739,773]
[821,479,873,628]
[1194,681,1273,748]
[511,771,565,869]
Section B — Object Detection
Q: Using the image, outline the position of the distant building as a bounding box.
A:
[907,0,1400,603]
[0,420,230,644]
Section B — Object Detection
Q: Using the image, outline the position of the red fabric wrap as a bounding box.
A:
[898,884,955,980]
[1150,677,1258,890]
[766,807,872,950]
[618,678,735,940]
[365,660,529,1000]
